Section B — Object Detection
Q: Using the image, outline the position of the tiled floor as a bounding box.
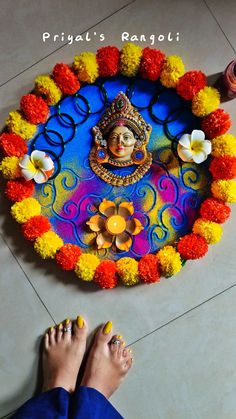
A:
[0,0,236,418]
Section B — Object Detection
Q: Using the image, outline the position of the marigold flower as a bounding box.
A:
[11,197,41,224]
[75,254,100,281]
[201,109,231,139]
[0,133,27,157]
[120,43,142,77]
[176,71,207,101]
[20,94,49,124]
[177,233,208,259]
[160,55,185,88]
[193,218,223,244]
[34,231,63,259]
[56,244,82,270]
[192,86,220,117]
[157,245,182,277]
[116,257,139,286]
[94,260,118,289]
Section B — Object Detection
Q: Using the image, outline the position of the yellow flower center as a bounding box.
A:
[190,140,203,153]
[106,215,126,235]
[33,159,43,170]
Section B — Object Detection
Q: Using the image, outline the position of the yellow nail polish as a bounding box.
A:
[117,335,123,340]
[103,321,112,334]
[58,323,63,329]
[49,326,54,333]
[65,318,70,325]
[77,315,84,329]
[122,341,126,347]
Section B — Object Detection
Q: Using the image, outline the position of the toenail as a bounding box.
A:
[65,318,70,325]
[77,315,84,329]
[58,323,63,329]
[49,326,54,333]
[117,335,123,340]
[103,321,112,334]
[122,341,126,347]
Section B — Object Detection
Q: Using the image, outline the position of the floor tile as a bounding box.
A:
[0,0,235,129]
[111,285,236,419]
[0,234,54,417]
[0,0,236,416]
[205,0,236,52]
[1,184,236,346]
[0,0,132,86]
[0,0,236,341]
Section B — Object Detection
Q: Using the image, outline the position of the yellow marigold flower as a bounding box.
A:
[75,253,100,281]
[211,134,236,157]
[193,218,222,244]
[0,156,21,179]
[160,55,185,88]
[11,197,41,224]
[34,75,62,105]
[6,111,37,140]
[192,87,220,117]
[34,231,63,259]
[73,52,98,84]
[120,43,142,77]
[116,257,139,286]
[211,179,236,203]
[157,245,182,277]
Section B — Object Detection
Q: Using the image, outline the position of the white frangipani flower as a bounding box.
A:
[177,130,211,164]
[19,150,54,184]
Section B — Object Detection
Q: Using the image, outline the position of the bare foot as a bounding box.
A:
[43,316,88,393]
[81,321,133,399]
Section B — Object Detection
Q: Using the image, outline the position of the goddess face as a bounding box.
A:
[107,125,136,162]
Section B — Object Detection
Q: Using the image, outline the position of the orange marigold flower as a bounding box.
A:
[138,254,161,283]
[201,109,231,139]
[94,260,118,289]
[209,156,236,180]
[177,233,208,259]
[176,70,206,100]
[139,47,165,81]
[0,132,27,157]
[96,46,120,77]
[56,244,82,270]
[5,179,34,202]
[22,215,51,241]
[200,198,231,223]
[53,63,80,95]
[20,94,49,124]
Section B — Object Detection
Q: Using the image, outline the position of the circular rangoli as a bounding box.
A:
[1,43,236,288]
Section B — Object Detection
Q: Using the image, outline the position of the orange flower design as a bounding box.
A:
[86,199,143,252]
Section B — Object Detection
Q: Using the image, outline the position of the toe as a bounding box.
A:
[73,315,88,341]
[48,326,56,345]
[109,335,123,355]
[44,332,50,350]
[122,348,129,358]
[124,356,133,371]
[56,322,63,342]
[95,321,113,345]
[62,319,73,341]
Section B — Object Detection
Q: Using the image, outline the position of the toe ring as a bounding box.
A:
[111,339,121,345]
[63,327,72,332]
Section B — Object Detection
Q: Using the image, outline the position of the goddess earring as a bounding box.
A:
[131,143,147,165]
[92,126,109,164]
[95,143,109,164]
